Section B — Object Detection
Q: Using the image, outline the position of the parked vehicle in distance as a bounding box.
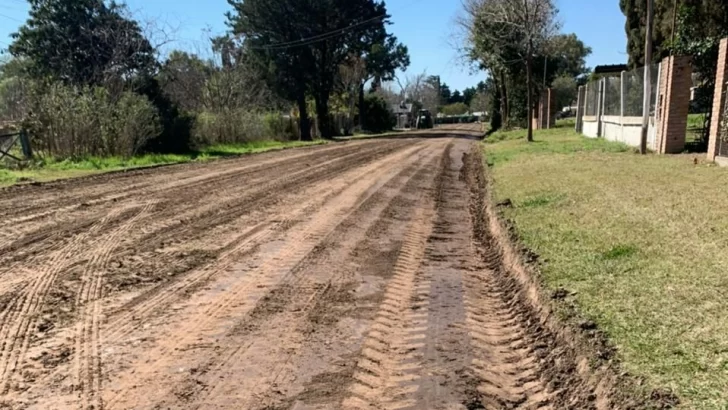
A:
[416,109,434,129]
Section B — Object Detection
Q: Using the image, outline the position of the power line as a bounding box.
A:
[0,12,21,22]
[251,14,387,50]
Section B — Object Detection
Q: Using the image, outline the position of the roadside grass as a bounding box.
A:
[0,139,326,187]
[483,124,728,409]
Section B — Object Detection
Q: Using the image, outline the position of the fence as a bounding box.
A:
[718,85,728,157]
[578,63,662,150]
[0,129,33,161]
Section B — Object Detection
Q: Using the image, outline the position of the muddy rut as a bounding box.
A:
[0,137,608,409]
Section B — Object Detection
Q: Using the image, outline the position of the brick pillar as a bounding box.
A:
[656,55,692,154]
[538,93,546,129]
[575,86,585,133]
[546,88,557,128]
[708,38,728,162]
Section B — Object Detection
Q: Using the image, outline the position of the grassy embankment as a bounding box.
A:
[0,140,326,187]
[483,122,728,409]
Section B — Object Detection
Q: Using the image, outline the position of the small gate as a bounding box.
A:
[0,129,32,161]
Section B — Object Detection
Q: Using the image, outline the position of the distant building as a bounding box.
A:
[593,64,628,76]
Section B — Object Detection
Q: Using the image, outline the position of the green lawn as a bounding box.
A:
[0,140,326,187]
[483,124,728,409]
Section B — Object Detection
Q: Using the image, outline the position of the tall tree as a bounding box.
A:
[227,0,394,140]
[159,51,211,112]
[449,90,464,104]
[10,0,156,87]
[462,86,477,106]
[440,83,452,106]
[620,0,727,67]
[357,35,409,129]
[470,0,559,142]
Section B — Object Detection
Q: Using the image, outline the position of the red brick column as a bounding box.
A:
[656,55,692,154]
[708,38,728,162]
[546,88,557,129]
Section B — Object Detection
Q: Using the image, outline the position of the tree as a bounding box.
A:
[396,72,440,114]
[357,35,409,128]
[439,83,452,106]
[449,90,464,104]
[159,51,211,112]
[669,2,728,145]
[227,0,395,140]
[551,74,577,110]
[462,86,477,106]
[10,0,157,87]
[620,0,727,67]
[442,102,469,116]
[470,0,559,142]
[470,90,490,114]
[534,33,592,88]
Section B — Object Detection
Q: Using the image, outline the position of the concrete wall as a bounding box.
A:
[583,118,599,138]
[601,116,658,150]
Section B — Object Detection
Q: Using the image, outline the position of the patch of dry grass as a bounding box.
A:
[484,126,728,409]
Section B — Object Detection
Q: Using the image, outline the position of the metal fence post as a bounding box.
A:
[19,130,32,159]
[575,85,585,133]
[620,71,627,121]
[597,78,605,137]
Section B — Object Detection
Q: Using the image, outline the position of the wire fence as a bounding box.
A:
[584,83,599,116]
[582,63,661,119]
[603,76,621,116]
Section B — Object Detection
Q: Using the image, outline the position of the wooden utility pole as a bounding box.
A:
[640,0,654,155]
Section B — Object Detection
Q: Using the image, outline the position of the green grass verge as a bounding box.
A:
[484,124,728,409]
[0,140,326,187]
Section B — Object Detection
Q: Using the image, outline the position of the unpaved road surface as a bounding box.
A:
[0,137,599,409]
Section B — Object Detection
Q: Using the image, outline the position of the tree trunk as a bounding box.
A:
[499,71,510,126]
[358,82,366,129]
[526,53,534,143]
[315,93,333,140]
[297,94,312,142]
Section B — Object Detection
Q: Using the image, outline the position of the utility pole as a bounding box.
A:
[670,0,679,53]
[640,0,654,155]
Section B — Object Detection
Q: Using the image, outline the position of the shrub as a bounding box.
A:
[362,94,395,133]
[193,110,298,146]
[24,82,161,158]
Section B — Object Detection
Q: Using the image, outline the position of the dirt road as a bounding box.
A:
[0,136,602,409]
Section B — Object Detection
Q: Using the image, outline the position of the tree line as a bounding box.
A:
[0,0,410,159]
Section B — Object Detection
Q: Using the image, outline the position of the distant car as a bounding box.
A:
[416,110,434,129]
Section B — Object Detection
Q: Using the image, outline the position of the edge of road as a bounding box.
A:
[4,130,485,193]
[470,145,670,410]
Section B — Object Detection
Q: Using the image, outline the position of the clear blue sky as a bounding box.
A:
[0,0,628,92]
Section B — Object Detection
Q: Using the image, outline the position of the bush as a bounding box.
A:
[262,112,296,140]
[441,102,469,116]
[24,82,161,158]
[435,115,479,125]
[193,110,297,146]
[362,94,395,133]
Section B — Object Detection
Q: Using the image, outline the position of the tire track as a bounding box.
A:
[0,206,137,394]
[188,142,447,410]
[463,253,557,410]
[0,142,383,266]
[12,141,427,406]
[102,142,429,345]
[341,146,447,409]
[103,142,430,409]
[73,201,155,410]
